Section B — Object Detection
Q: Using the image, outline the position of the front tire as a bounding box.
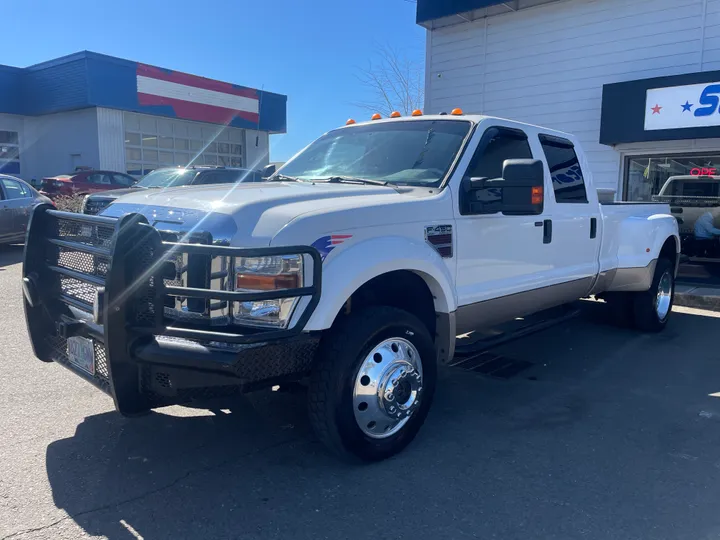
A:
[632,257,675,332]
[308,306,437,462]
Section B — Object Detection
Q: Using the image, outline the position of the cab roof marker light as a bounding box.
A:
[346,119,356,125]
[390,111,401,118]
[451,108,464,116]
[371,113,382,120]
[411,110,423,116]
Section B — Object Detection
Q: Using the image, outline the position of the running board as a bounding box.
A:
[451,303,580,362]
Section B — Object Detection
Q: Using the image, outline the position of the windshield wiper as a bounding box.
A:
[322,176,389,187]
[268,173,303,182]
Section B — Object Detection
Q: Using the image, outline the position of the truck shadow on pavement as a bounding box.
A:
[0,244,23,269]
[44,303,720,540]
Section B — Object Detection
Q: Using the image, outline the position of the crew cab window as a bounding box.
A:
[539,135,588,204]
[462,127,533,214]
[467,129,533,179]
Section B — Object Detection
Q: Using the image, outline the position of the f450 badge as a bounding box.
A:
[425,225,453,258]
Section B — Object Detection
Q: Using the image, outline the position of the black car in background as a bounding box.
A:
[82,166,263,215]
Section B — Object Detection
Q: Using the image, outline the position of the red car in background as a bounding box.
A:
[40,170,137,197]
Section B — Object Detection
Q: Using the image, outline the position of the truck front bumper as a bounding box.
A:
[22,206,322,415]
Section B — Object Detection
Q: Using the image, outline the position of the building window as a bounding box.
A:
[123,113,247,177]
[625,154,720,202]
[0,130,20,175]
[625,153,720,262]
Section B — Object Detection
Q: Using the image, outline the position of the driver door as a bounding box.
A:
[454,126,556,333]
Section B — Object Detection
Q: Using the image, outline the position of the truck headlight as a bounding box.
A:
[233,255,303,328]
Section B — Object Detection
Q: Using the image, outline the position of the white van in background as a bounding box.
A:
[654,175,720,239]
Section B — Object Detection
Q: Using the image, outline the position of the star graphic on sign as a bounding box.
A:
[681,101,693,112]
[651,104,662,114]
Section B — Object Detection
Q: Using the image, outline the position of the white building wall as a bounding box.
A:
[244,129,270,170]
[97,108,125,172]
[0,113,24,134]
[22,108,100,181]
[426,0,720,193]
[2,106,271,181]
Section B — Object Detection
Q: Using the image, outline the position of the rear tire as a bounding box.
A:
[632,257,675,332]
[308,306,437,462]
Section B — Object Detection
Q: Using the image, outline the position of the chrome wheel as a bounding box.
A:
[353,337,423,439]
[655,270,673,321]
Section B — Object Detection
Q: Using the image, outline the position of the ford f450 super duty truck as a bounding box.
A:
[22,113,679,461]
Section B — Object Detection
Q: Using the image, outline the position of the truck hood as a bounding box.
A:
[102,181,417,247]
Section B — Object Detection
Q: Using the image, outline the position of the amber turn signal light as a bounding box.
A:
[236,273,300,291]
[531,186,543,205]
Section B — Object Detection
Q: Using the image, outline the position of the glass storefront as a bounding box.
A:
[625,153,720,284]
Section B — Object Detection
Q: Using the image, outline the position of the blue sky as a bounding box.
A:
[5,0,426,162]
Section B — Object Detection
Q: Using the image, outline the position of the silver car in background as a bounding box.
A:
[0,175,52,245]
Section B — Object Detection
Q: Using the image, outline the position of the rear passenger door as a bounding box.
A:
[536,134,601,288]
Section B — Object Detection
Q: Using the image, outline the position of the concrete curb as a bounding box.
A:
[675,288,720,311]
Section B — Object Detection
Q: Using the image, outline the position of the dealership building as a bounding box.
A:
[418,0,720,204]
[0,51,286,180]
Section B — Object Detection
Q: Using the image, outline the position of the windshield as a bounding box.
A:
[136,169,199,188]
[277,120,472,187]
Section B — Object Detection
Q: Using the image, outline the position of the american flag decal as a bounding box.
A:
[136,64,260,125]
[311,234,353,262]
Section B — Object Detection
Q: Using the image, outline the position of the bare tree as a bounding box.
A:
[353,45,425,117]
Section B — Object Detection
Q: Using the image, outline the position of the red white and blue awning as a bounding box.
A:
[136,63,260,126]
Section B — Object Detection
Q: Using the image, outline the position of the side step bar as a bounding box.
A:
[452,303,580,361]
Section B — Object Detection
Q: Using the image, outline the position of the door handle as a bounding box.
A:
[590,217,597,239]
[543,219,552,244]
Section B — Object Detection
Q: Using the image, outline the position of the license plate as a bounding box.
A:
[67,336,95,376]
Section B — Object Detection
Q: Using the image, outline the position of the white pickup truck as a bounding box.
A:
[22,113,679,461]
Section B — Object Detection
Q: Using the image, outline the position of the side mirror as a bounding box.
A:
[261,164,276,179]
[498,159,544,215]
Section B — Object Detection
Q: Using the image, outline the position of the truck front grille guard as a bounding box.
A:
[22,205,323,414]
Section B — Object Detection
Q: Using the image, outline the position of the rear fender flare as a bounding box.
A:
[615,215,680,270]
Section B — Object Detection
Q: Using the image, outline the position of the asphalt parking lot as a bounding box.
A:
[3,244,720,540]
